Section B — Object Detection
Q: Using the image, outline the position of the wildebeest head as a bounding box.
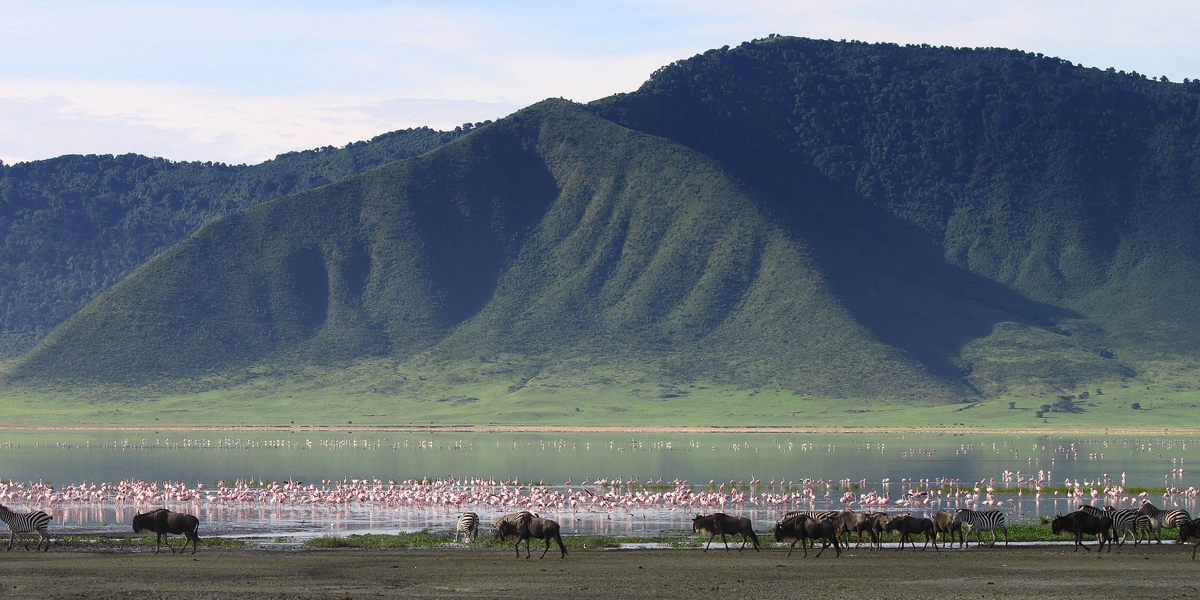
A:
[773,516,804,542]
[1051,514,1067,535]
[494,519,523,543]
[692,514,716,536]
[132,509,166,534]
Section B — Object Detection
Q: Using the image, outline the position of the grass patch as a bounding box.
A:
[58,535,249,548]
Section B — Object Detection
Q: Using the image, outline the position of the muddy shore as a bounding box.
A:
[2,544,1196,599]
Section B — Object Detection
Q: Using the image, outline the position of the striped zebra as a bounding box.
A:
[1139,501,1192,544]
[953,508,1008,547]
[0,504,52,551]
[455,512,480,543]
[781,510,839,522]
[1079,505,1151,545]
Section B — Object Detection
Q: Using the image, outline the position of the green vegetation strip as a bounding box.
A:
[57,535,249,548]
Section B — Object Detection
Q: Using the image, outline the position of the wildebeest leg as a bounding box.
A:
[540,536,551,559]
[512,542,521,559]
[721,532,730,552]
[524,537,532,559]
[704,533,715,552]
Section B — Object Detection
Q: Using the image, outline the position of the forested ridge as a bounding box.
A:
[7,37,1200,407]
[592,37,1200,391]
[0,125,466,357]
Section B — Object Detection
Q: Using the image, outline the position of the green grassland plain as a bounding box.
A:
[2,354,1197,431]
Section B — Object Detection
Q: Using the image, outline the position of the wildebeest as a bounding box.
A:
[884,515,939,552]
[1051,511,1112,553]
[692,513,760,552]
[132,509,200,555]
[1179,519,1200,560]
[774,514,841,558]
[932,510,963,549]
[833,510,879,550]
[493,513,567,559]
[867,513,895,550]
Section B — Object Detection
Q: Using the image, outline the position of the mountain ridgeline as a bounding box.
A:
[9,37,1200,403]
[0,125,466,358]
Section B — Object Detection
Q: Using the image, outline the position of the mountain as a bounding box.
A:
[8,37,1200,406]
[0,125,465,358]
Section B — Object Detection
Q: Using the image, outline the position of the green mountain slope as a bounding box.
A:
[0,126,464,357]
[8,37,1200,412]
[9,100,965,400]
[591,36,1200,394]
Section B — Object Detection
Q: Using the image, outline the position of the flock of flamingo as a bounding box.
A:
[0,435,1196,533]
[0,471,1196,525]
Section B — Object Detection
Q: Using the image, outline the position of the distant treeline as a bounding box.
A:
[0,126,465,357]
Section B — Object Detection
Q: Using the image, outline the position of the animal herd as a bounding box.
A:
[0,500,1197,559]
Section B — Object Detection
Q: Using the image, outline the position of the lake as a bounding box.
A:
[0,430,1195,539]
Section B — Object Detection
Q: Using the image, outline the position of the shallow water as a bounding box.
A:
[0,430,1195,537]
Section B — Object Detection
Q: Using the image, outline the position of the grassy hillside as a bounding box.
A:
[9,100,961,402]
[6,38,1200,426]
[591,36,1200,395]
[0,126,463,358]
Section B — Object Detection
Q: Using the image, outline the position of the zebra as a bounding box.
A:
[1080,505,1151,545]
[455,512,480,543]
[781,510,839,523]
[1139,501,1192,543]
[952,508,1008,547]
[0,504,52,551]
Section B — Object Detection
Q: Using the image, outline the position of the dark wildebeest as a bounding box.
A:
[866,513,894,550]
[494,514,567,559]
[692,513,760,552]
[1179,519,1200,560]
[1051,511,1112,553]
[885,515,939,552]
[932,510,963,549]
[774,515,841,558]
[132,509,200,555]
[833,510,879,550]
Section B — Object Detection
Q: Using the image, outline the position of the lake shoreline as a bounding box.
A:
[1,424,1196,434]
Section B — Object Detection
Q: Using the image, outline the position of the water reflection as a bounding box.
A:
[0,430,1195,536]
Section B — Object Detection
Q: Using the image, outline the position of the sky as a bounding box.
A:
[2,0,1197,166]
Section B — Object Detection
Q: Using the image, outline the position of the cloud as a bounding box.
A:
[0,80,521,165]
[2,1,1197,164]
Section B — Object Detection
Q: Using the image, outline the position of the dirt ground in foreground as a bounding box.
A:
[1,545,1197,599]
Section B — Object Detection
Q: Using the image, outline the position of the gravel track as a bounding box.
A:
[1,544,1197,599]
